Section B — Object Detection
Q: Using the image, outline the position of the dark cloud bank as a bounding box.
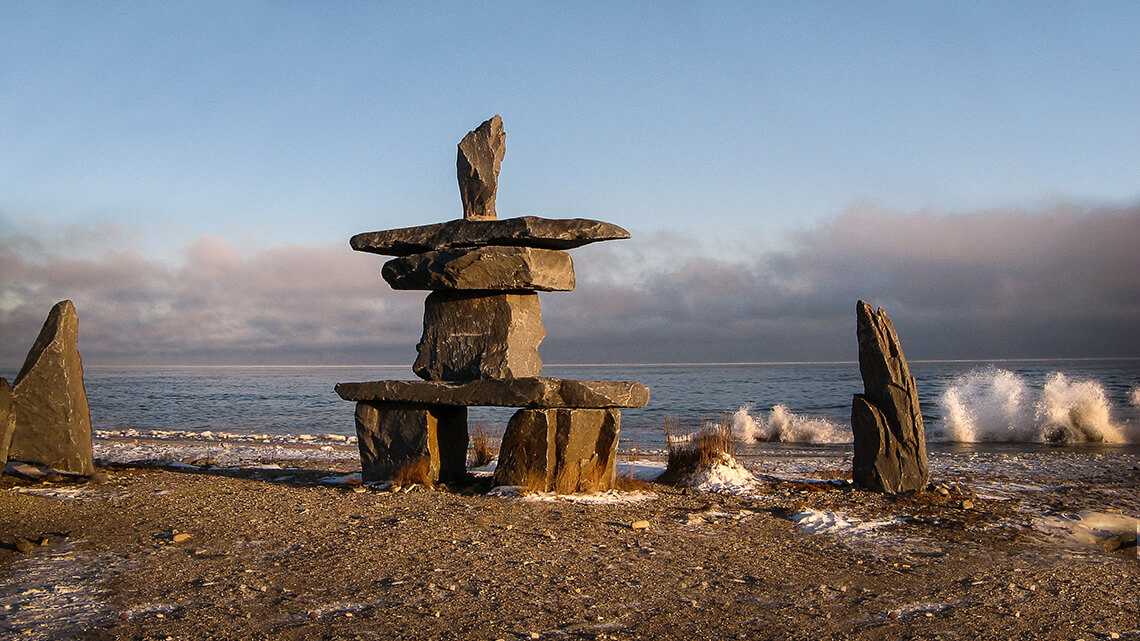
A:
[2,203,1137,368]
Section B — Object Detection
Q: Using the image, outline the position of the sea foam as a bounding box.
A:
[730,403,850,444]
[938,368,1133,443]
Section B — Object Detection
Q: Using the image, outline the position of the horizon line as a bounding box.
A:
[77,356,1140,369]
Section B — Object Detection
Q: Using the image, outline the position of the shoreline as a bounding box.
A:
[2,440,1137,640]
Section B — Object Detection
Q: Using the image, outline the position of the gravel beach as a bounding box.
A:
[1,442,1137,641]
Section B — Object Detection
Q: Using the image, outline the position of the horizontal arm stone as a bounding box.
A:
[350,216,630,256]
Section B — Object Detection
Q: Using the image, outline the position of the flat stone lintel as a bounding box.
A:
[350,216,630,256]
[335,377,649,409]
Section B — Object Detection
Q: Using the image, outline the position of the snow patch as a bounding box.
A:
[791,509,905,535]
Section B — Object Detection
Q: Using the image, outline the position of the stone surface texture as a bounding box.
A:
[414,292,545,381]
[457,115,506,220]
[8,300,94,476]
[851,300,929,494]
[493,408,621,492]
[382,246,575,292]
[349,216,631,257]
[354,402,467,484]
[336,378,649,409]
[0,379,14,469]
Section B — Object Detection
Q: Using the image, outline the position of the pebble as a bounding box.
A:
[14,538,37,554]
[631,520,650,530]
[172,533,193,543]
[961,500,975,510]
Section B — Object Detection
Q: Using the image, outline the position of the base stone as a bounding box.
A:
[414,291,544,381]
[493,408,620,493]
[354,402,468,484]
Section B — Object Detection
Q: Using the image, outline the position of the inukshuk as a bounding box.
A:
[336,115,649,492]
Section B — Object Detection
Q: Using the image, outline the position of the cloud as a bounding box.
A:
[543,202,1140,362]
[2,202,1137,368]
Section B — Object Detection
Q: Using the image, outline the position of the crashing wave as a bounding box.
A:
[938,368,1132,443]
[730,403,850,444]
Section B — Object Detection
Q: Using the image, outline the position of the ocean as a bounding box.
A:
[15,358,1136,452]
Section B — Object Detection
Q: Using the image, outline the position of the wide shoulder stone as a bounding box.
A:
[383,246,575,292]
[335,377,649,409]
[350,216,631,256]
[9,300,94,476]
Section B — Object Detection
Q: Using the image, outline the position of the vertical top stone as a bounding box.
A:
[457,114,505,220]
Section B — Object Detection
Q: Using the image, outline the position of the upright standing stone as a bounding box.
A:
[354,402,468,484]
[414,291,545,381]
[0,379,15,469]
[8,300,95,476]
[851,300,928,493]
[493,408,620,493]
[457,114,505,220]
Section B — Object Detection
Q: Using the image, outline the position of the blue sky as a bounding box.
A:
[2,2,1138,364]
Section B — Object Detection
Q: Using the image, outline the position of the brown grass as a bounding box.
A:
[469,423,496,468]
[657,415,735,486]
[392,456,434,488]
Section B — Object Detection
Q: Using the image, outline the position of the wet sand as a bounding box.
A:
[1,443,1137,641]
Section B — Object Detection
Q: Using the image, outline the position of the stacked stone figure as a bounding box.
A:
[337,116,648,492]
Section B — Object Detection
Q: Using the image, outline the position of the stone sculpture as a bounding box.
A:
[6,300,95,476]
[851,300,928,493]
[338,116,648,490]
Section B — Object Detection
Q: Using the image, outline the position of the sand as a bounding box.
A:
[1,447,1138,641]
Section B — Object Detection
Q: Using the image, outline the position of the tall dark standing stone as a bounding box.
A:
[457,114,505,221]
[8,300,95,476]
[0,379,15,469]
[851,301,928,493]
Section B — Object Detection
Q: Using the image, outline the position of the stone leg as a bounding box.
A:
[354,402,467,484]
[493,408,620,493]
[414,291,545,381]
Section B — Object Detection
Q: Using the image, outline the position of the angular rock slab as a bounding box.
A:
[336,377,649,408]
[354,402,467,484]
[0,379,14,469]
[414,291,545,381]
[350,216,631,257]
[493,408,620,493]
[851,301,928,494]
[457,115,505,221]
[382,246,575,292]
[9,300,94,476]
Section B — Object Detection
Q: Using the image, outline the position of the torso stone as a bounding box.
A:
[414,292,545,381]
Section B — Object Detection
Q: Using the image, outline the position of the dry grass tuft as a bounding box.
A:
[657,415,735,486]
[392,456,434,488]
[469,423,496,468]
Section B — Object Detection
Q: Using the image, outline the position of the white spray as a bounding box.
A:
[938,368,1133,443]
[730,403,850,444]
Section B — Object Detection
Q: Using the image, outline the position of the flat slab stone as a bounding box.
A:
[350,216,630,257]
[414,292,545,381]
[383,246,575,292]
[335,378,649,409]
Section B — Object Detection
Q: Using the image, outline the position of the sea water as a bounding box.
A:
[6,359,1136,452]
